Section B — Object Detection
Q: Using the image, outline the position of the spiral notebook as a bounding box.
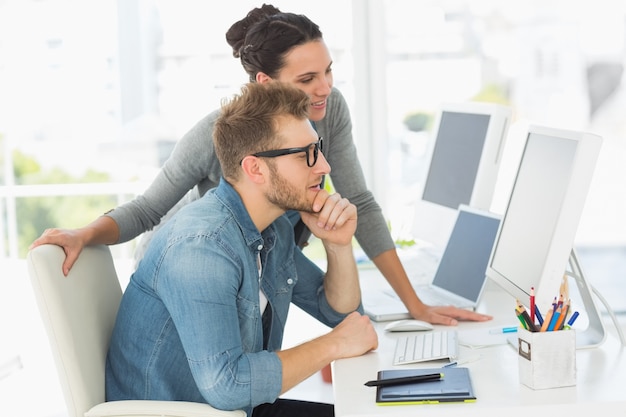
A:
[375,367,476,405]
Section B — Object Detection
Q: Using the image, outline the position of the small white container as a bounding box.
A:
[517,328,576,390]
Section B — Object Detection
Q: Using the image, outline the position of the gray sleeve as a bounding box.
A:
[317,88,395,259]
[107,111,223,243]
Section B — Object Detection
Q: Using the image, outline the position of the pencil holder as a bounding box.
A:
[517,328,576,390]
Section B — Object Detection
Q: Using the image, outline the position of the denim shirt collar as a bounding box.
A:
[213,177,277,252]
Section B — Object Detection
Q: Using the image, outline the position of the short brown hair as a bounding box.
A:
[214,82,311,180]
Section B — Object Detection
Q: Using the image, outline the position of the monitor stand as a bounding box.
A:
[567,248,606,349]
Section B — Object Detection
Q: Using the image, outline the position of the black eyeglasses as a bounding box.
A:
[251,137,323,167]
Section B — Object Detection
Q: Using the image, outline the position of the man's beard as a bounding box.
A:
[265,162,316,213]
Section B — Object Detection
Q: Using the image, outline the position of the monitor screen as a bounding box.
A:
[486,125,602,310]
[433,205,501,303]
[422,111,490,210]
[412,102,511,249]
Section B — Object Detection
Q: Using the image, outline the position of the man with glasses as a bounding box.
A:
[105,82,378,417]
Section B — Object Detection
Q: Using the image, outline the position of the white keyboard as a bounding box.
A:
[392,330,459,365]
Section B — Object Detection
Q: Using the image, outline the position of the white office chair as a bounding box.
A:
[27,244,246,417]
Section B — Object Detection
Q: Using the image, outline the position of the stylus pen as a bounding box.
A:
[364,372,443,387]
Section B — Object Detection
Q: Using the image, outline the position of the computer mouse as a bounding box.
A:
[384,319,434,332]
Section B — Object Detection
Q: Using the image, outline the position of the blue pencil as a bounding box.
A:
[564,311,580,329]
[534,305,544,326]
[547,306,561,331]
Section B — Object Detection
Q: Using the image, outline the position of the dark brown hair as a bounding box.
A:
[226,4,323,82]
[214,82,311,180]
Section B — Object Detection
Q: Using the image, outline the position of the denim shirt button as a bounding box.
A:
[287,278,294,285]
[257,244,263,251]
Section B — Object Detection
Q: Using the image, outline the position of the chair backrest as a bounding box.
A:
[27,244,122,417]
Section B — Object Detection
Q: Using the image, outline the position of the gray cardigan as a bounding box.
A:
[108,87,394,260]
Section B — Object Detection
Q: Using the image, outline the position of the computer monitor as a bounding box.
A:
[412,102,511,249]
[486,125,605,347]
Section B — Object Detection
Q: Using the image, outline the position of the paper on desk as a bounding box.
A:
[458,326,518,348]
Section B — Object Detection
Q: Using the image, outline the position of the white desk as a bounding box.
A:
[333,271,626,416]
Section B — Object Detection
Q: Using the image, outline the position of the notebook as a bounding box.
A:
[363,205,501,321]
[375,367,476,405]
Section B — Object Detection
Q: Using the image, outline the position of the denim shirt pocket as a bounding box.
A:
[263,257,297,324]
[236,295,261,352]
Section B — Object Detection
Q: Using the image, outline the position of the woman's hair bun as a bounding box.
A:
[226,4,282,58]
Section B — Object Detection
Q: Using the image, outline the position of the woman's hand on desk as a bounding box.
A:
[413,305,492,326]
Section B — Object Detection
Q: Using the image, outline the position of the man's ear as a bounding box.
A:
[255,72,272,84]
[240,155,267,184]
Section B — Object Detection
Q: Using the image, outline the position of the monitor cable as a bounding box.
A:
[592,285,626,347]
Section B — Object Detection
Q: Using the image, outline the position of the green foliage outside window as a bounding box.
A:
[403,112,434,133]
[10,148,116,257]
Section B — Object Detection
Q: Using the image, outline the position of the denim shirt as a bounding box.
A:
[105,178,362,415]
